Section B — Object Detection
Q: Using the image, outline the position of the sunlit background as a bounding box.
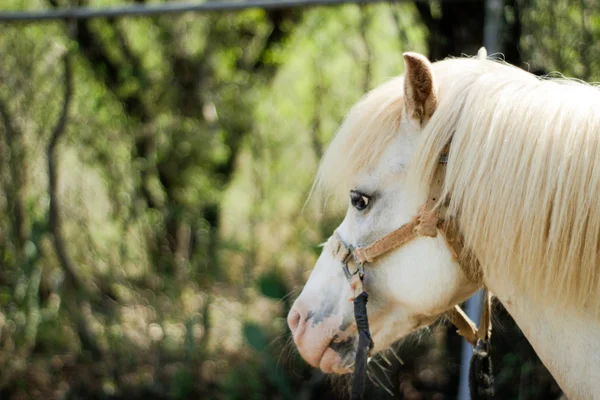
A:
[0,0,594,398]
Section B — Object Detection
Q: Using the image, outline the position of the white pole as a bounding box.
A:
[457,2,502,399]
[484,0,503,54]
[457,290,483,400]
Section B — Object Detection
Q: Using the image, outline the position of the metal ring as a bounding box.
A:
[335,233,367,282]
[342,263,353,280]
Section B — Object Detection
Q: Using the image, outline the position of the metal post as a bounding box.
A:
[457,2,502,399]
[484,0,503,54]
[0,0,481,23]
[457,290,483,400]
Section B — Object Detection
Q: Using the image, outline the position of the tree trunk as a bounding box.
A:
[47,51,104,360]
[416,0,523,67]
[503,0,522,67]
[416,0,485,61]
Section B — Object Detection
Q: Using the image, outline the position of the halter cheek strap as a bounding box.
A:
[351,161,447,265]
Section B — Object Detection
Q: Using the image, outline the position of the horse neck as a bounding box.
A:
[487,275,600,399]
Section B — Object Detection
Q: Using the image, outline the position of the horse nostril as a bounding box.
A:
[287,308,302,334]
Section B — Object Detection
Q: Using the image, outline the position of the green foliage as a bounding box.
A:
[0,0,580,398]
[169,366,195,400]
[257,270,289,300]
[243,322,268,353]
[521,0,600,81]
[243,321,294,399]
[221,358,265,400]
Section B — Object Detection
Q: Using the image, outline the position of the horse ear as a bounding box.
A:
[403,52,437,124]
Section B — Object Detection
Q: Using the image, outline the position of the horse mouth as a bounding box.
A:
[319,336,357,374]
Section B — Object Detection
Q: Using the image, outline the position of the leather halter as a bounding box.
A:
[326,151,492,399]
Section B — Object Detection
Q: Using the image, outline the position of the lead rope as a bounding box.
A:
[351,290,373,400]
[469,290,494,399]
[348,291,493,400]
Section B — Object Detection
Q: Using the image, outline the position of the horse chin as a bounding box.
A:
[319,347,354,374]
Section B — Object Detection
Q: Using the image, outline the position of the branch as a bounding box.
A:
[67,12,161,208]
[414,1,434,26]
[108,18,150,91]
[251,10,296,72]
[47,46,105,359]
[502,0,522,66]
[358,4,372,92]
[0,99,17,144]
[579,0,592,81]
[46,0,151,121]
[309,60,324,160]
[73,18,151,122]
[47,51,88,295]
[0,98,29,254]
[389,2,408,49]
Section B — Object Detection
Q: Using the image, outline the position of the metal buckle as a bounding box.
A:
[341,244,365,282]
[354,258,365,280]
[342,262,354,281]
[336,233,366,282]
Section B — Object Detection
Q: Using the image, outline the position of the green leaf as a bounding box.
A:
[243,322,267,352]
[257,271,288,300]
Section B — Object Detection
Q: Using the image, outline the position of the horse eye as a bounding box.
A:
[350,191,371,211]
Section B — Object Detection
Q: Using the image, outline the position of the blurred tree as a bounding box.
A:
[0,0,592,398]
[503,0,522,66]
[415,0,484,60]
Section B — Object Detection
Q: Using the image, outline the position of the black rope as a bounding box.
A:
[351,291,373,400]
[469,339,494,399]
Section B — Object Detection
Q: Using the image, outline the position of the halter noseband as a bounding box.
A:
[328,151,493,399]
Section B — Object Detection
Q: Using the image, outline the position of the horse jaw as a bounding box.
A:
[366,235,478,352]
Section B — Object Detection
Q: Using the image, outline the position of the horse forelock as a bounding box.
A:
[311,76,406,208]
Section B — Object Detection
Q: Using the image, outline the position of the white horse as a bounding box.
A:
[288,51,600,399]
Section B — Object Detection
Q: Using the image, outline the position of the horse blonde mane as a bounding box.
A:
[313,76,406,204]
[316,55,600,314]
[409,58,600,315]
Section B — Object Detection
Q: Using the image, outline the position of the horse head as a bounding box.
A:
[287,52,479,374]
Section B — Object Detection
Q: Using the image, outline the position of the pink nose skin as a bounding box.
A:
[287,307,302,336]
[288,304,351,373]
[288,304,347,371]
[287,305,322,367]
